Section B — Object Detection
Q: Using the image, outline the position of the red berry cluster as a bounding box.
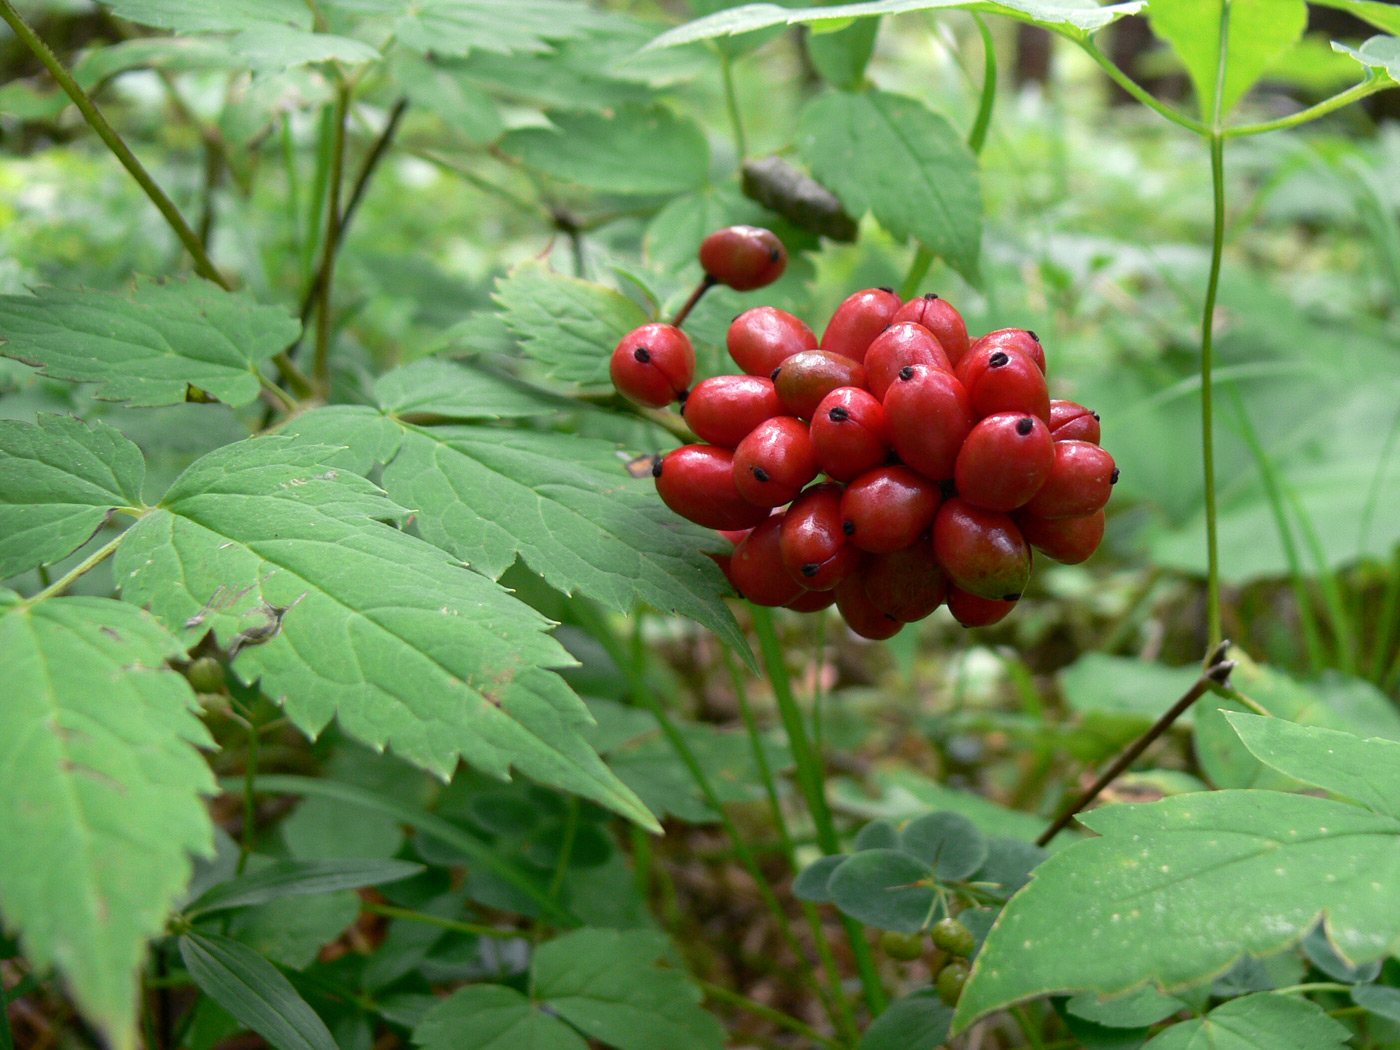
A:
[609,228,1116,638]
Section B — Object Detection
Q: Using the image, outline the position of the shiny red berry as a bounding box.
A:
[1048,399,1101,444]
[728,514,806,607]
[932,498,1031,601]
[1014,509,1105,564]
[811,387,889,482]
[954,413,1055,512]
[733,416,819,507]
[727,306,817,377]
[863,540,947,621]
[787,587,838,612]
[683,375,783,448]
[654,445,770,531]
[946,586,1017,628]
[1022,441,1117,519]
[699,225,787,291]
[609,323,695,407]
[840,466,942,553]
[971,328,1046,374]
[820,287,902,364]
[835,573,904,639]
[882,365,975,482]
[956,344,1050,423]
[772,350,867,420]
[780,483,859,590]
[864,322,953,402]
[892,293,971,368]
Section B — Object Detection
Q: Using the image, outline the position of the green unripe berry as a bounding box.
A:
[936,959,970,1006]
[879,929,925,961]
[186,656,226,694]
[930,917,976,958]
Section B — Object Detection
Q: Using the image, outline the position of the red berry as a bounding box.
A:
[654,445,770,530]
[787,588,838,612]
[609,323,695,407]
[728,514,806,607]
[820,287,902,364]
[840,466,941,553]
[684,375,783,448]
[972,328,1046,374]
[956,345,1050,423]
[882,365,975,482]
[1022,441,1117,519]
[835,573,904,639]
[772,350,868,420]
[946,586,1017,627]
[718,527,752,546]
[932,498,1031,601]
[1014,509,1105,564]
[728,307,817,377]
[811,387,889,482]
[733,416,819,507]
[954,413,1055,512]
[863,540,947,621]
[864,322,953,402]
[780,483,859,590]
[892,293,971,367]
[699,225,787,291]
[1049,399,1101,444]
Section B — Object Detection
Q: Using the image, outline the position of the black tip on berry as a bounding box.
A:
[1016,417,1034,436]
[829,406,849,422]
[884,613,899,621]
[843,520,856,535]
[633,346,651,363]
[989,351,1009,368]
[771,367,782,381]
[732,315,741,324]
[1003,593,1021,602]
[898,365,915,381]
[769,247,782,262]
[1027,330,1040,342]
[1092,412,1101,420]
[801,563,819,577]
[752,466,770,482]
[883,323,893,331]
[923,292,939,300]
[676,388,689,404]
[1111,468,1120,485]
[878,286,894,294]
[651,459,663,477]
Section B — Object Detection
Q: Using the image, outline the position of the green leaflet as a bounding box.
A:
[1334,36,1400,82]
[394,0,625,56]
[113,436,657,830]
[0,592,215,1050]
[952,790,1400,1033]
[0,279,300,408]
[0,416,146,579]
[1141,992,1348,1049]
[98,0,311,32]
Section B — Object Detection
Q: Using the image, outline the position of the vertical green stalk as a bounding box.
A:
[1368,546,1400,682]
[238,713,260,876]
[750,607,887,1015]
[313,85,350,389]
[720,53,748,163]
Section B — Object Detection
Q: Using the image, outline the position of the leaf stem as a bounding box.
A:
[671,275,717,328]
[899,246,934,301]
[699,980,844,1049]
[359,902,522,940]
[312,85,351,390]
[25,531,129,604]
[1224,76,1385,137]
[237,711,259,876]
[967,14,997,157]
[0,1,229,289]
[750,607,887,1015]
[720,52,748,162]
[1075,36,1209,136]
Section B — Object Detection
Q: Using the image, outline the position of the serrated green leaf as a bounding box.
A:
[380,425,749,660]
[828,849,937,933]
[798,89,981,280]
[229,27,382,70]
[500,104,709,196]
[395,0,622,56]
[1334,36,1400,81]
[73,37,243,89]
[374,358,559,419]
[1148,0,1308,119]
[277,405,406,474]
[1140,992,1349,1050]
[178,933,338,1050]
[1316,0,1400,35]
[645,0,1144,51]
[951,791,1400,1033]
[1067,986,1186,1029]
[0,280,300,408]
[387,53,503,143]
[188,859,425,915]
[493,262,650,391]
[98,0,311,32]
[856,989,953,1050]
[414,984,586,1050]
[0,416,145,579]
[0,593,215,1050]
[113,437,656,830]
[1226,714,1400,819]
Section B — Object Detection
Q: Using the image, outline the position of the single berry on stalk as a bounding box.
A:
[699,225,787,291]
[930,917,976,958]
[609,322,694,407]
[880,930,926,961]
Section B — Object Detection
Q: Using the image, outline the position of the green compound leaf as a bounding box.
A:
[493,262,650,391]
[646,0,1144,49]
[1067,986,1186,1029]
[898,810,989,880]
[0,279,300,408]
[0,416,146,579]
[1316,0,1400,35]
[380,425,749,662]
[952,791,1400,1033]
[856,989,953,1050]
[0,592,215,1050]
[414,928,722,1050]
[395,0,623,56]
[500,104,710,196]
[827,849,938,934]
[1226,714,1400,819]
[1140,992,1349,1050]
[113,437,656,830]
[798,89,981,281]
[187,859,425,915]
[1352,983,1400,1022]
[1147,0,1308,119]
[227,27,382,70]
[98,0,311,32]
[1334,36,1400,82]
[374,358,561,420]
[178,933,338,1050]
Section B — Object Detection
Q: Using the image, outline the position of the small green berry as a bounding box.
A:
[879,929,925,961]
[186,656,226,694]
[930,917,976,958]
[936,959,971,1006]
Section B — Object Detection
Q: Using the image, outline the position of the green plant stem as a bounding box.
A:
[899,246,934,301]
[312,85,350,389]
[258,373,299,413]
[1075,36,1209,135]
[1272,982,1352,996]
[1369,546,1400,683]
[699,980,843,1049]
[720,52,748,162]
[24,531,129,604]
[360,902,521,940]
[546,797,579,904]
[0,0,229,289]
[1224,76,1385,137]
[750,607,887,1016]
[1012,1004,1047,1050]
[1200,131,1227,649]
[237,712,259,876]
[967,15,997,156]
